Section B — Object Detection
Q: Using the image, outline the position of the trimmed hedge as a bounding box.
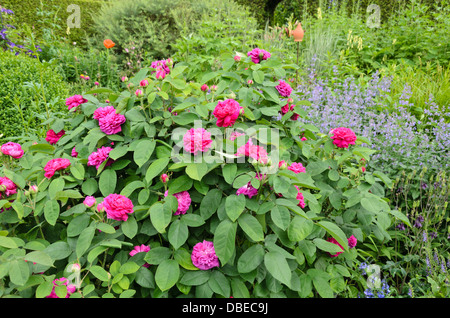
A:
[0,0,106,46]
[0,49,69,141]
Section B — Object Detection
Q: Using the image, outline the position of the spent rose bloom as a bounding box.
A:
[0,177,17,197]
[191,240,220,270]
[236,182,258,198]
[213,99,243,127]
[46,277,77,298]
[66,94,88,110]
[280,103,299,120]
[1,142,24,159]
[183,128,213,155]
[44,158,71,179]
[45,129,65,145]
[330,127,357,149]
[83,196,96,208]
[164,190,191,215]
[275,80,292,97]
[87,146,114,169]
[247,48,271,64]
[101,193,134,221]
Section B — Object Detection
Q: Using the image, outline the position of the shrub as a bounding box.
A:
[0,49,397,298]
[0,49,69,142]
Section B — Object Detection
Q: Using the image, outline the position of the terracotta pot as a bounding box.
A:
[292,23,304,42]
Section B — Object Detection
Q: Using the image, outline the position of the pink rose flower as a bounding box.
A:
[44,158,71,179]
[45,129,65,145]
[301,137,307,141]
[46,277,77,298]
[87,146,114,170]
[71,147,78,158]
[151,59,171,79]
[280,103,299,120]
[93,106,126,135]
[164,190,191,215]
[139,79,149,87]
[191,240,220,270]
[330,127,357,149]
[288,162,306,174]
[201,84,208,91]
[229,131,245,141]
[234,55,241,61]
[129,244,151,267]
[236,139,268,164]
[0,177,17,197]
[236,182,258,198]
[66,94,88,110]
[83,196,96,208]
[275,80,292,97]
[101,193,134,222]
[183,128,213,155]
[213,99,243,127]
[294,185,306,208]
[247,48,271,64]
[348,235,357,248]
[93,106,115,120]
[1,142,24,159]
[135,89,144,97]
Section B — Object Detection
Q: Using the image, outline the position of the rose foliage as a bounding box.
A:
[0,49,406,298]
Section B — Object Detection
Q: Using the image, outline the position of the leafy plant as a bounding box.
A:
[0,48,396,298]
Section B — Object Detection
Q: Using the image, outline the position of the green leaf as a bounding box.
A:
[90,265,110,282]
[208,271,230,297]
[24,251,54,267]
[70,163,85,180]
[134,140,156,168]
[313,238,344,254]
[44,200,60,226]
[237,244,264,273]
[252,70,265,84]
[200,189,222,220]
[149,203,172,233]
[225,194,246,222]
[76,226,96,259]
[185,162,208,181]
[287,215,314,242]
[238,214,264,242]
[99,169,117,197]
[389,209,412,228]
[168,219,189,250]
[174,248,198,270]
[180,271,210,286]
[120,180,145,197]
[67,213,91,237]
[167,175,193,195]
[9,259,30,286]
[270,205,291,230]
[264,252,291,287]
[222,164,237,184]
[0,236,18,249]
[121,215,138,239]
[144,246,172,265]
[120,261,141,275]
[109,146,128,160]
[317,221,348,251]
[36,281,54,298]
[145,157,170,184]
[213,219,237,265]
[361,196,390,214]
[155,259,180,291]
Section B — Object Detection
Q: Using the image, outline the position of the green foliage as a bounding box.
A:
[0,0,106,46]
[0,49,397,298]
[0,49,69,141]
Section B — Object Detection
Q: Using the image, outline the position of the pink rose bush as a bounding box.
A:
[213,99,243,127]
[330,127,357,148]
[1,142,23,159]
[191,240,220,270]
